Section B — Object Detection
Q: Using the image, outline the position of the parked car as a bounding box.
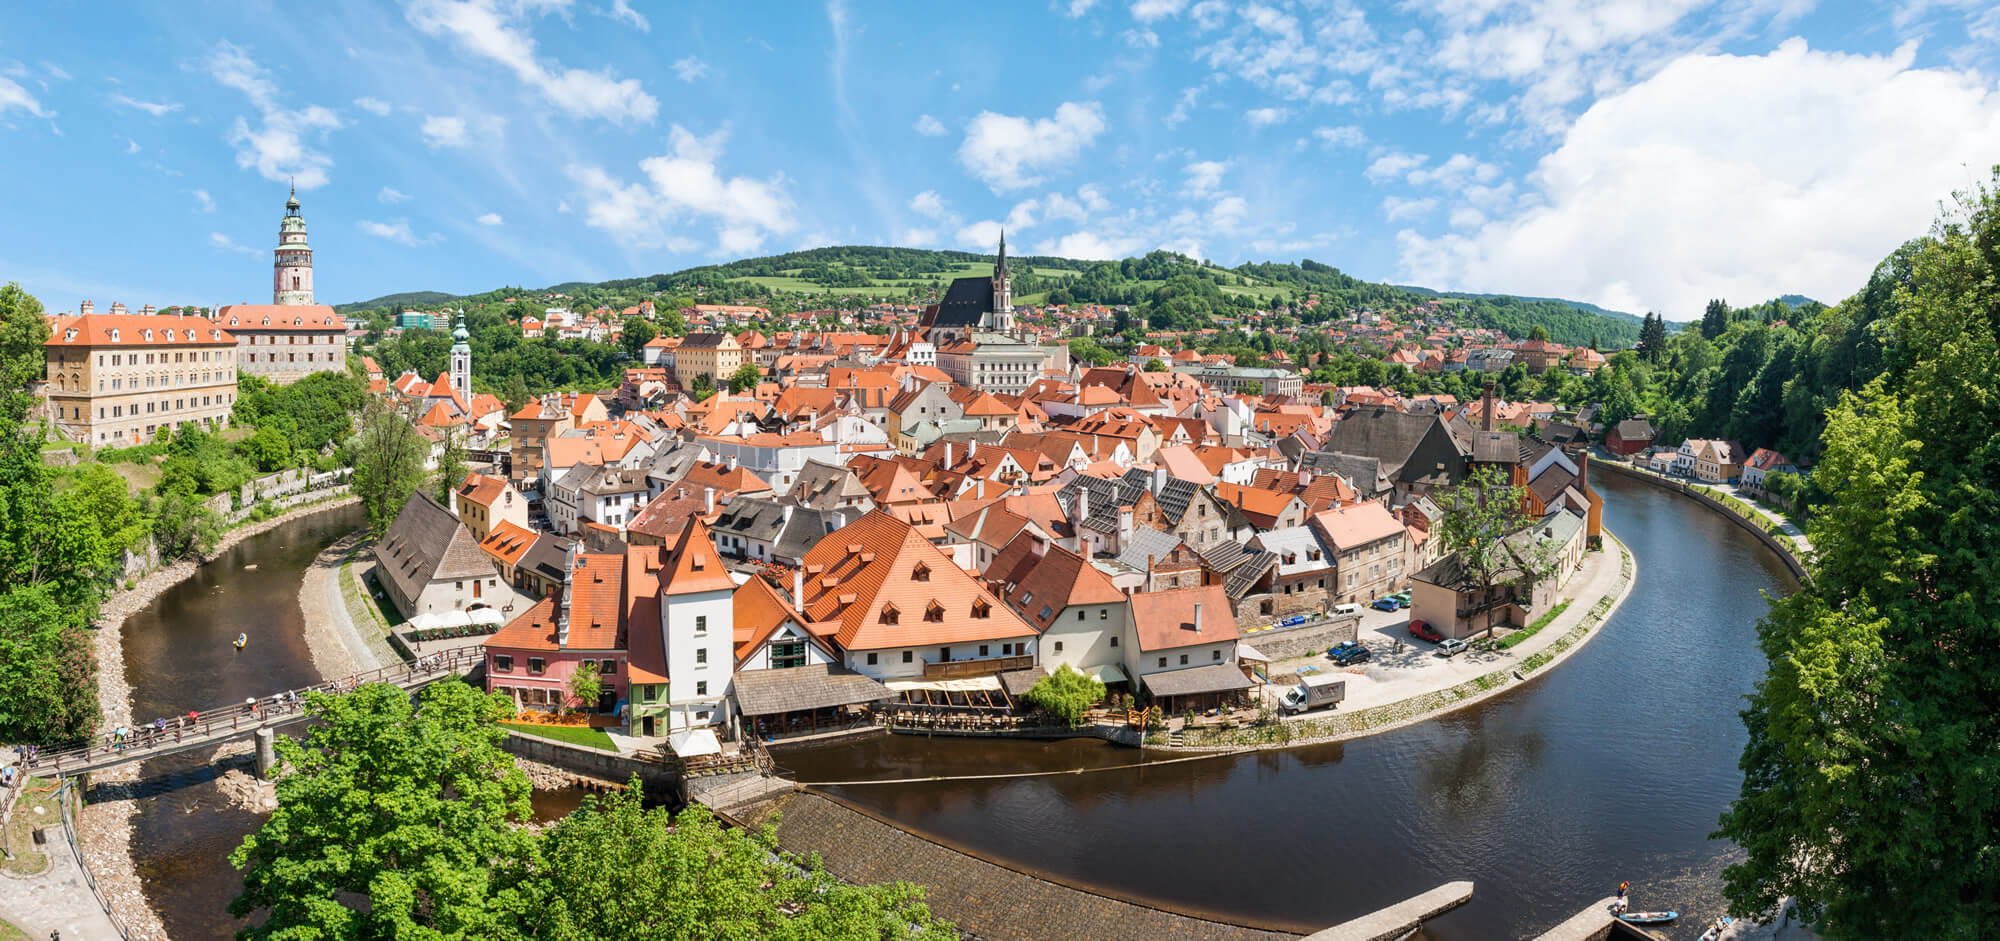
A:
[1436,638,1471,658]
[1409,620,1445,643]
[1390,591,1412,607]
[1332,602,1362,617]
[1328,641,1372,666]
[1371,597,1401,611]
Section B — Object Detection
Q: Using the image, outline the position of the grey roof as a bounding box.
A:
[678,332,734,349]
[1141,663,1255,698]
[577,466,650,498]
[790,459,873,510]
[377,491,495,599]
[1540,421,1586,445]
[772,507,840,560]
[1198,539,1277,600]
[1250,526,1331,576]
[645,439,705,484]
[731,664,891,717]
[520,533,573,585]
[1469,430,1524,465]
[1613,418,1655,440]
[1301,451,1388,498]
[1154,476,1200,523]
[997,667,1049,699]
[1324,408,1465,488]
[714,497,791,541]
[1058,473,1150,534]
[927,276,995,329]
[1114,526,1186,570]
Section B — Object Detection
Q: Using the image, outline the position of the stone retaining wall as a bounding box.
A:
[1245,617,1361,661]
[499,732,683,803]
[1593,459,1807,579]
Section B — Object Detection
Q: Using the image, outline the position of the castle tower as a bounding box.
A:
[987,231,1013,332]
[273,184,314,305]
[450,312,472,398]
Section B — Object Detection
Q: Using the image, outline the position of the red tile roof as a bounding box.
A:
[46,314,233,347]
[795,511,1033,651]
[1129,585,1239,652]
[658,520,738,596]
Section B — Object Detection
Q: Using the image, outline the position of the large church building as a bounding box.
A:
[919,234,1051,395]
[215,187,347,384]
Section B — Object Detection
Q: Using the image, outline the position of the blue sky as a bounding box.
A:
[3,0,1998,318]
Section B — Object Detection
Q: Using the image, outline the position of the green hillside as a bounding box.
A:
[336,245,1642,348]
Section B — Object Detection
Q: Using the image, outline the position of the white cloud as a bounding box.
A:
[0,73,49,117]
[1209,195,1249,230]
[1312,124,1366,148]
[955,199,1044,250]
[1396,39,2000,316]
[208,42,341,189]
[1448,207,1487,229]
[1164,85,1201,129]
[1130,0,1189,22]
[914,113,946,136]
[1406,153,1501,189]
[1062,0,1098,16]
[112,95,181,116]
[568,123,797,254]
[406,0,657,124]
[1043,191,1088,222]
[194,189,215,213]
[209,232,260,256]
[672,56,707,82]
[1182,159,1227,196]
[896,226,940,246]
[1382,195,1437,221]
[353,96,392,116]
[1365,152,1427,182]
[421,114,468,148]
[958,101,1106,191]
[359,219,435,246]
[477,212,504,226]
[1036,230,1146,259]
[1245,106,1290,126]
[1076,183,1112,211]
[378,186,411,204]
[608,0,650,31]
[1124,28,1160,48]
[909,190,951,219]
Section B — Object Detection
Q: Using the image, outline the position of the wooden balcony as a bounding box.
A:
[923,654,1034,680]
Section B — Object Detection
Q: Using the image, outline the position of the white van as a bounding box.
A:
[1332,602,1362,617]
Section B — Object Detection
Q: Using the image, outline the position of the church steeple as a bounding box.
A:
[989,231,1013,331]
[274,185,314,305]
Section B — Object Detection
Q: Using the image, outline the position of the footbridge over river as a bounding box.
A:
[21,649,484,779]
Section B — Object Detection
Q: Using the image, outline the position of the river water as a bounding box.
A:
[773,471,1796,938]
[114,504,580,939]
[112,472,1790,939]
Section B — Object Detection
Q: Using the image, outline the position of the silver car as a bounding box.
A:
[1436,638,1471,658]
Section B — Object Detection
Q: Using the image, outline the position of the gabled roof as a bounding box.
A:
[988,537,1125,630]
[794,511,1033,650]
[456,472,509,509]
[627,486,708,541]
[1309,501,1404,551]
[1129,584,1240,651]
[659,520,737,596]
[377,492,495,599]
[478,519,538,569]
[733,576,838,663]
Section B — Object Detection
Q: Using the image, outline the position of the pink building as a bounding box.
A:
[483,545,645,714]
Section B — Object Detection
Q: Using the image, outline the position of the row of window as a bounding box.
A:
[246,352,335,364]
[860,641,1028,666]
[93,394,225,420]
[1157,649,1225,668]
[491,655,623,676]
[63,350,224,367]
[244,333,338,345]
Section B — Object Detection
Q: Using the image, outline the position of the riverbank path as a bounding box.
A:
[15,649,481,779]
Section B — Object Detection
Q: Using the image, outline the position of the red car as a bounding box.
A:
[1409,620,1445,643]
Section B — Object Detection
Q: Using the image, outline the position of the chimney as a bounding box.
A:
[1193,602,1203,633]
[944,442,953,467]
[704,487,715,514]
[1481,379,1495,433]
[1119,506,1134,541]
[141,304,156,315]
[793,565,804,603]
[1073,486,1090,527]
[79,299,94,315]
[1153,464,1167,493]
[1299,468,1314,487]
[970,440,979,458]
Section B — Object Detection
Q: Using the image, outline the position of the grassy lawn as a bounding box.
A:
[107,459,162,493]
[2,778,61,875]
[0,918,30,941]
[358,565,406,627]
[502,722,618,751]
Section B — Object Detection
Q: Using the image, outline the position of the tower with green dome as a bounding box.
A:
[273,182,314,305]
[449,311,472,398]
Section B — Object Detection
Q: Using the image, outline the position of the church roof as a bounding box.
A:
[926,276,995,329]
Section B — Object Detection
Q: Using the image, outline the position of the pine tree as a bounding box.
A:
[1701,298,1731,339]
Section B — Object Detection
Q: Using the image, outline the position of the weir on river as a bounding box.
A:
[104,471,1793,940]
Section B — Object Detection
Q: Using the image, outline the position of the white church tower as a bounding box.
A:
[273,184,314,305]
[449,312,471,398]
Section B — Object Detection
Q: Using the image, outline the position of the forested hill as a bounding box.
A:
[338,245,1642,348]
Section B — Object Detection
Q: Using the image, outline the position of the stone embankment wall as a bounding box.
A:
[1593,460,1807,579]
[499,733,683,803]
[1245,617,1361,661]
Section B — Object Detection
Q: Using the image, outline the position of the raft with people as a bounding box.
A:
[234,632,247,650]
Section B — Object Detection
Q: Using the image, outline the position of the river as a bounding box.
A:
[113,504,578,939]
[772,470,1796,938]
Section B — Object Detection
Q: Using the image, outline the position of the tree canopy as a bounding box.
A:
[1715,171,2000,938]
[1019,664,1106,728]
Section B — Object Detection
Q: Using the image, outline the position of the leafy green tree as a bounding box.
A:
[436,428,467,505]
[566,660,601,714]
[149,485,224,560]
[1700,298,1731,339]
[352,399,430,536]
[243,421,294,471]
[496,786,953,941]
[1239,380,1263,397]
[502,373,531,414]
[620,317,657,358]
[689,374,715,399]
[1019,664,1106,728]
[1430,465,1552,639]
[1143,358,1167,372]
[1715,174,2000,938]
[1065,336,1116,367]
[0,282,49,390]
[1528,324,1550,342]
[232,681,533,938]
[727,362,762,394]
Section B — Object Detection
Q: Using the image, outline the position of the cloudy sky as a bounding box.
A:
[2,0,1997,316]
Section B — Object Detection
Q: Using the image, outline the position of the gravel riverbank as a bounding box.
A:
[76,496,360,941]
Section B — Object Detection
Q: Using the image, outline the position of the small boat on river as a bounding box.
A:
[233,633,247,650]
[1614,909,1679,924]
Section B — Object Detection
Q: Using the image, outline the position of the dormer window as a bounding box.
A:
[972,600,990,619]
[911,562,930,582]
[879,604,899,625]
[108,329,120,342]
[925,601,945,623]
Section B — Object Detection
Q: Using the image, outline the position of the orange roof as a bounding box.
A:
[564,552,627,649]
[988,538,1123,631]
[731,576,837,662]
[1309,502,1404,551]
[215,304,346,331]
[1129,585,1239,651]
[46,313,233,347]
[457,472,508,509]
[477,519,537,568]
[1213,482,1301,526]
[659,520,737,596]
[795,511,1033,651]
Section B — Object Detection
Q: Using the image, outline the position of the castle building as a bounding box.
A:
[43,302,239,445]
[215,186,347,383]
